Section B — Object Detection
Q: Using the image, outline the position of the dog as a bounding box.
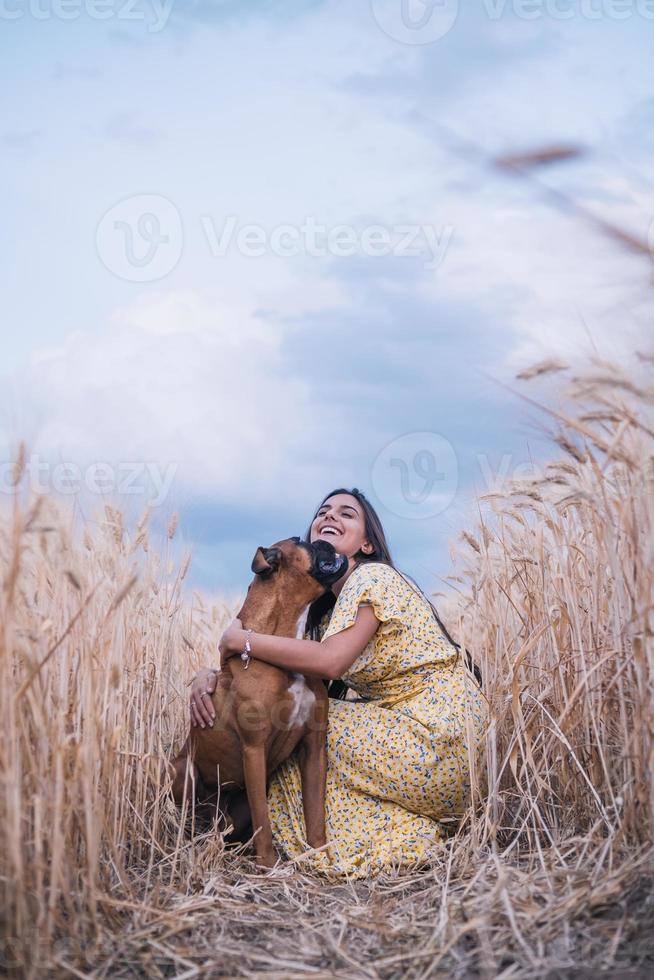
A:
[168,536,347,868]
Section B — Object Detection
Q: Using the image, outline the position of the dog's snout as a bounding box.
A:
[309,539,348,585]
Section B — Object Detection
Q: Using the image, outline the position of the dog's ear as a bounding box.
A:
[251,546,282,576]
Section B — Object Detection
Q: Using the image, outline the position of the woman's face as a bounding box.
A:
[309,493,374,560]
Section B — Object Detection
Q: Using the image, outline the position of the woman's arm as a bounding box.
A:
[219,604,379,681]
[190,605,378,729]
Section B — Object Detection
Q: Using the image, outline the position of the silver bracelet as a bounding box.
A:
[241,628,253,669]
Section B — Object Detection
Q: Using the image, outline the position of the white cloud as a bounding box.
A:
[3,293,318,510]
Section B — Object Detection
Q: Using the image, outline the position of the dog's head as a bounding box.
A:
[250,536,348,588]
[238,537,348,632]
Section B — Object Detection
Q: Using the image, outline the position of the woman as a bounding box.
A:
[190,488,488,878]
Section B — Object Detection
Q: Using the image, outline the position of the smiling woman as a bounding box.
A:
[192,487,488,878]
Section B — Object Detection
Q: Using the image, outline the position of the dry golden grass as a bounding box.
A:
[1,351,653,978]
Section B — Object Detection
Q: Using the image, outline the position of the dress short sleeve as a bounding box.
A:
[321,562,408,640]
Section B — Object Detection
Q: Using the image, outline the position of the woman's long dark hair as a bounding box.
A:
[305,487,482,697]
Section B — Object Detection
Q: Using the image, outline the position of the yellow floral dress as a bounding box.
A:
[267,561,488,879]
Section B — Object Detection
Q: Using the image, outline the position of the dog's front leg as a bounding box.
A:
[242,741,276,868]
[298,683,328,852]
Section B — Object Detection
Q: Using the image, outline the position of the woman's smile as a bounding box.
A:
[317,524,342,538]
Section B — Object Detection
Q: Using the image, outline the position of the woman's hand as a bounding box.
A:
[190,667,218,728]
[218,618,245,669]
[190,620,244,728]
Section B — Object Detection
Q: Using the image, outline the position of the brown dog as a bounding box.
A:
[169,536,347,868]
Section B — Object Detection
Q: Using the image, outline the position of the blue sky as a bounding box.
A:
[1,0,653,595]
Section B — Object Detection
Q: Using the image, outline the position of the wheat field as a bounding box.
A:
[1,352,653,978]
